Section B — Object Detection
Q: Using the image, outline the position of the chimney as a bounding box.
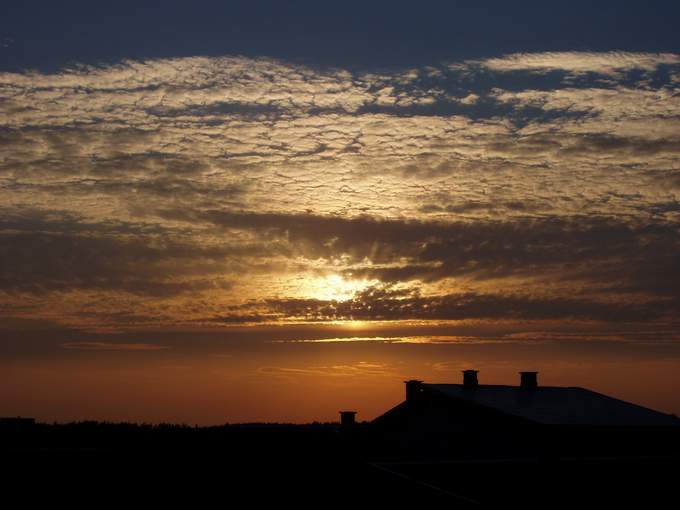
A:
[339,411,357,429]
[520,371,538,390]
[404,380,424,401]
[462,370,479,389]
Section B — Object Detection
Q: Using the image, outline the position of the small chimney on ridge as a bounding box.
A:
[462,370,479,389]
[404,380,424,401]
[520,371,538,390]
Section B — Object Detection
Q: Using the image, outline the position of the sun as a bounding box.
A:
[304,274,373,301]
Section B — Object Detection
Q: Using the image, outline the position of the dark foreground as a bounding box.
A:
[3,422,678,507]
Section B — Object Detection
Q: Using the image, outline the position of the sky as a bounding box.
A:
[2,1,680,424]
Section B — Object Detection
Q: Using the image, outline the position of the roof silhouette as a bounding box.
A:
[422,383,680,426]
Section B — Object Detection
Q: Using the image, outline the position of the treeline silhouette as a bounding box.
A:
[2,420,351,457]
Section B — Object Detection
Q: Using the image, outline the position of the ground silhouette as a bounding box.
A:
[2,419,679,507]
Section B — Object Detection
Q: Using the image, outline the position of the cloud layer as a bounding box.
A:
[1,51,679,336]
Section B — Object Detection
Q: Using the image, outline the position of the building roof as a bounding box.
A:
[424,384,680,426]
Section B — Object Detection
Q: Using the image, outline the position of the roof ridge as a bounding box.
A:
[425,383,579,389]
[421,382,680,426]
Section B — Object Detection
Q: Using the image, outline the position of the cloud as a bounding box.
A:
[159,209,680,298]
[221,286,672,324]
[479,51,680,76]
[257,361,395,378]
[271,335,536,344]
[0,52,679,332]
[0,208,239,296]
[2,205,679,328]
[61,342,169,351]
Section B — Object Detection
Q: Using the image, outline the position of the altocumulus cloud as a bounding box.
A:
[0,51,679,332]
[477,51,680,75]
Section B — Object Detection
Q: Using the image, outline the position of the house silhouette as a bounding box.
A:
[367,371,680,460]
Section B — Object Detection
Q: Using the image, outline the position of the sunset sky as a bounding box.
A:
[2,1,680,424]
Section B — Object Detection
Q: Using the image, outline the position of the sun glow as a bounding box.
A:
[303,274,375,301]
